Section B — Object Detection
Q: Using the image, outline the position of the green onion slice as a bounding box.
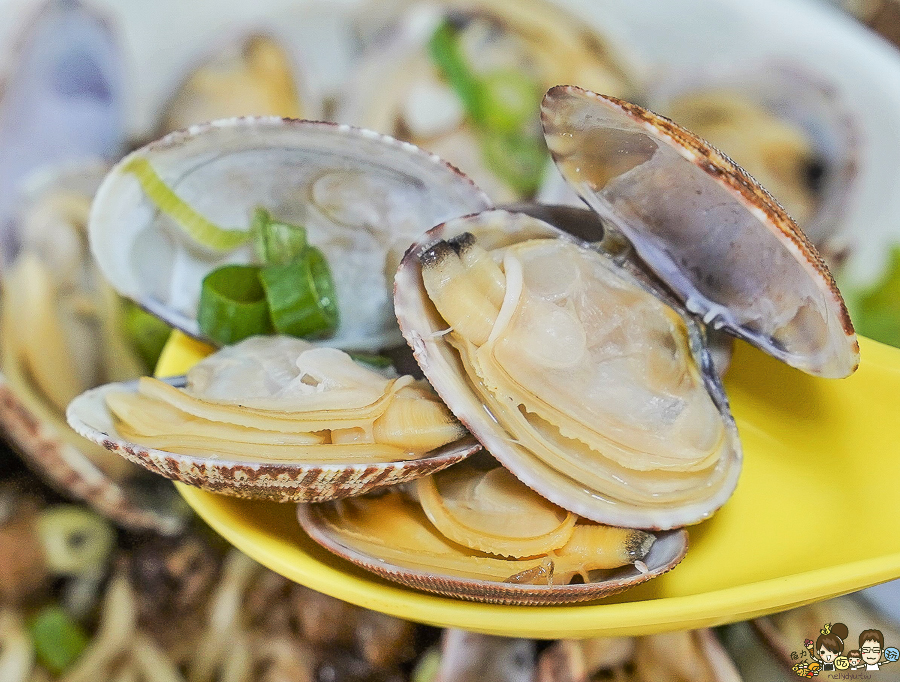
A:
[852,245,900,348]
[29,606,89,675]
[259,247,339,339]
[197,265,273,345]
[481,130,549,197]
[480,70,542,133]
[428,19,487,125]
[252,207,309,265]
[348,352,394,369]
[123,156,250,251]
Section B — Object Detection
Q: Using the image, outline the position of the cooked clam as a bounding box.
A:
[158,33,312,135]
[341,0,636,202]
[68,335,478,502]
[299,457,687,605]
[394,87,858,530]
[396,210,740,530]
[89,117,491,352]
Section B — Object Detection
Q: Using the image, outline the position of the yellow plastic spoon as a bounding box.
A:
[159,330,900,638]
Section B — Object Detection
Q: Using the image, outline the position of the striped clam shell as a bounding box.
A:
[66,376,480,503]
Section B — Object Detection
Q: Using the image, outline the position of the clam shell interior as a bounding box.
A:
[89,117,491,351]
[66,376,480,503]
[541,85,858,379]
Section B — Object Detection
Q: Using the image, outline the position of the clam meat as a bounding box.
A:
[396,210,740,530]
[299,456,687,605]
[68,335,478,502]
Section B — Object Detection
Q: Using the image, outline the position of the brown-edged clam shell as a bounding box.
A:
[541,85,858,378]
[67,376,480,503]
[297,490,687,606]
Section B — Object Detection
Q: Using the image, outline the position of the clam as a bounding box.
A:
[69,119,490,500]
[0,164,185,533]
[298,455,687,604]
[394,86,858,531]
[88,117,491,352]
[340,0,637,203]
[68,335,478,502]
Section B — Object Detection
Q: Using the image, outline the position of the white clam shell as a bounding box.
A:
[89,117,492,352]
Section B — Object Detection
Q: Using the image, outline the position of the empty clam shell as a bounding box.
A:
[89,117,492,352]
[541,85,858,379]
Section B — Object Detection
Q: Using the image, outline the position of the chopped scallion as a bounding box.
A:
[29,606,89,675]
[259,247,339,338]
[427,19,548,196]
[123,156,250,251]
[252,207,309,265]
[851,246,900,347]
[348,352,394,369]
[480,70,541,133]
[197,265,273,345]
[428,19,487,125]
[481,130,548,197]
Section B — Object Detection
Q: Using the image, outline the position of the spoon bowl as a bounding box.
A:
[162,333,900,637]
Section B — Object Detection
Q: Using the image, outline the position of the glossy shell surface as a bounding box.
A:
[541,86,858,379]
[89,117,492,352]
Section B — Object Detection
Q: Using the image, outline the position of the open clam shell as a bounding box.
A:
[298,491,688,606]
[67,375,480,503]
[67,335,482,502]
[0,164,184,533]
[89,117,492,352]
[541,85,858,379]
[394,209,742,530]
